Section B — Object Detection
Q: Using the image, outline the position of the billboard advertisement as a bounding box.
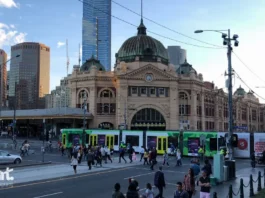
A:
[254,133,265,155]
[218,132,250,158]
[72,134,80,146]
[98,135,106,146]
[187,138,200,156]
[147,136,157,150]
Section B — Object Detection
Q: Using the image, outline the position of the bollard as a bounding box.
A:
[250,174,254,197]
[240,178,244,198]
[213,192,217,198]
[258,171,261,191]
[229,184,233,198]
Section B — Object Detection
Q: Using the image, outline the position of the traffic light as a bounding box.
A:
[231,134,238,147]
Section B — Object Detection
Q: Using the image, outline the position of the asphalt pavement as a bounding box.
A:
[0,156,263,198]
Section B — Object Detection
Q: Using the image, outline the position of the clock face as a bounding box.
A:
[145,74,153,82]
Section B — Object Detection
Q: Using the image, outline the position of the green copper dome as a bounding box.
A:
[176,59,197,75]
[234,85,246,96]
[115,19,169,65]
[80,55,106,72]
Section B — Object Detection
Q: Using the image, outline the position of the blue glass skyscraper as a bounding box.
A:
[82,0,111,71]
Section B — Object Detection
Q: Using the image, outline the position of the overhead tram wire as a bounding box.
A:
[233,51,265,85]
[234,70,265,101]
[112,0,224,48]
[78,0,225,50]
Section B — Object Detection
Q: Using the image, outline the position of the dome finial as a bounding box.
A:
[137,0,146,35]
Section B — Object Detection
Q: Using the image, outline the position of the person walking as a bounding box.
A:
[143,149,149,165]
[176,149,182,166]
[251,151,256,168]
[86,149,94,170]
[140,146,145,162]
[174,182,189,198]
[198,170,211,198]
[119,147,127,163]
[154,166,166,198]
[71,152,78,174]
[112,183,125,198]
[183,168,195,198]
[128,146,134,163]
[143,183,154,198]
[163,150,169,166]
[150,148,157,171]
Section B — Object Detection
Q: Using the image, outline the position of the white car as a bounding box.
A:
[0,150,22,164]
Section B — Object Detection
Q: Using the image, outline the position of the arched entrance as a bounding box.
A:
[98,122,114,130]
[131,108,166,130]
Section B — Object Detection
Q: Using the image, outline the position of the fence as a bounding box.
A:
[213,168,265,198]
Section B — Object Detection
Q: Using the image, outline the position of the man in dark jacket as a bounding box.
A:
[126,182,139,198]
[150,148,157,170]
[86,149,94,170]
[154,166,166,198]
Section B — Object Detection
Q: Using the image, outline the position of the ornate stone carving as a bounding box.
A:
[121,85,128,90]
[161,104,170,116]
[170,87,177,91]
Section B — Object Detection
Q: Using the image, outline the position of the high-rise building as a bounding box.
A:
[82,0,111,71]
[167,46,186,69]
[9,42,50,109]
[0,50,7,108]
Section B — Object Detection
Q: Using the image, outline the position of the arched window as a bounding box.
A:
[77,90,89,109]
[100,90,113,98]
[179,92,188,100]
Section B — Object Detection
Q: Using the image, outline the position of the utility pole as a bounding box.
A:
[12,82,17,136]
[194,29,239,160]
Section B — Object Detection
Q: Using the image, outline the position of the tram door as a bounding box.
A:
[90,135,98,146]
[157,136,168,154]
[62,134,66,147]
[106,135,114,149]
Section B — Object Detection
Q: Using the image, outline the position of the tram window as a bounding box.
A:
[168,136,178,148]
[126,135,139,146]
[86,134,89,144]
[210,138,217,151]
[114,135,119,145]
[68,134,73,143]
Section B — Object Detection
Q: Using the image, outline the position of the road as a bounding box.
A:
[0,157,258,198]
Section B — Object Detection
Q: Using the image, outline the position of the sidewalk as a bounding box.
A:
[4,157,145,185]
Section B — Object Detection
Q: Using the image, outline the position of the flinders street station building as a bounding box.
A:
[67,19,264,132]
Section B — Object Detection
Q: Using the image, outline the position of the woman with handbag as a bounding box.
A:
[71,152,78,174]
[183,168,195,198]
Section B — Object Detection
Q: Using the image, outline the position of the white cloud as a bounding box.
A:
[25,3,32,7]
[10,24,15,29]
[0,22,27,48]
[57,41,65,48]
[0,0,18,8]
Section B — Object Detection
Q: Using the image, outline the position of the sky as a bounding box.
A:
[1,0,265,102]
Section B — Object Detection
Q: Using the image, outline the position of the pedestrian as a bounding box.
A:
[143,149,149,165]
[112,183,125,198]
[150,148,157,171]
[191,159,200,186]
[142,183,154,198]
[201,159,212,177]
[128,146,134,163]
[163,150,169,166]
[140,146,145,162]
[183,168,195,198]
[198,170,211,198]
[174,182,189,198]
[154,166,165,198]
[251,151,256,168]
[105,146,113,163]
[126,181,140,198]
[86,149,94,170]
[119,147,127,163]
[71,152,78,174]
[176,149,182,166]
[95,147,102,167]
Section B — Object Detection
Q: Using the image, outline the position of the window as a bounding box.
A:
[114,135,119,145]
[159,88,164,95]
[150,88,155,95]
[100,90,112,98]
[210,138,217,151]
[168,136,178,148]
[132,87,137,94]
[141,87,147,94]
[125,135,139,146]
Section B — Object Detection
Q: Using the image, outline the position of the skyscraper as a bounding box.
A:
[82,0,111,71]
[0,50,7,107]
[167,46,186,69]
[9,42,50,109]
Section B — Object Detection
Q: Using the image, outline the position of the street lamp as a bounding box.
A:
[82,92,87,146]
[0,55,20,126]
[195,29,239,160]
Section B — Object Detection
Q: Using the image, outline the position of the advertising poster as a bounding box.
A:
[234,133,250,158]
[254,133,265,155]
[98,135,106,146]
[188,138,199,156]
[73,135,80,146]
[147,136,157,150]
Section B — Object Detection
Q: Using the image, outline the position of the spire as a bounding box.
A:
[137,0,146,35]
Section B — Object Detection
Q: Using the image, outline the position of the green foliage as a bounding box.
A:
[254,188,265,197]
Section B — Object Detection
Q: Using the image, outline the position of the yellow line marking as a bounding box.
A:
[0,167,131,191]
